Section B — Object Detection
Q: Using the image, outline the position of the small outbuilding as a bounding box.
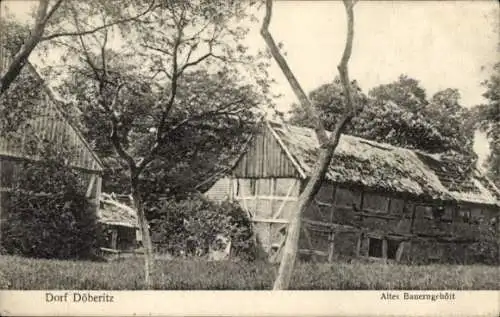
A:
[98,193,140,252]
[205,120,500,264]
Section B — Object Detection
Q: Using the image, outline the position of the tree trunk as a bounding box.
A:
[262,0,358,290]
[273,143,338,290]
[130,173,154,289]
[0,0,51,95]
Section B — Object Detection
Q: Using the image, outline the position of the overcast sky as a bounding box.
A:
[249,0,499,110]
[3,1,498,109]
[2,0,498,162]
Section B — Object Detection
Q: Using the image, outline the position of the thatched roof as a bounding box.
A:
[98,193,139,228]
[265,121,500,206]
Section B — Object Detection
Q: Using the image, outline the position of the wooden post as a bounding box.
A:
[382,239,388,263]
[409,204,417,233]
[395,241,405,262]
[355,190,365,225]
[111,228,118,249]
[386,197,392,214]
[85,175,96,198]
[330,186,337,221]
[358,190,365,211]
[327,231,336,262]
[94,176,102,213]
[355,232,363,257]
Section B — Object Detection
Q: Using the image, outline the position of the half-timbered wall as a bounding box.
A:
[300,183,497,264]
[206,122,498,264]
[209,175,496,264]
[232,177,301,261]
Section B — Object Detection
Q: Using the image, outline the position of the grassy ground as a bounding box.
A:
[0,255,498,290]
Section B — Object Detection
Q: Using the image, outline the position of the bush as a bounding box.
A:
[466,222,499,265]
[1,145,103,260]
[149,193,266,261]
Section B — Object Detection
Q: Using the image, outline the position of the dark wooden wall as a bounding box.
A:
[301,183,498,264]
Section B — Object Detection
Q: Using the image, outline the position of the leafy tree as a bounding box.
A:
[474,62,500,185]
[290,75,477,172]
[0,0,157,96]
[289,80,471,154]
[65,68,260,201]
[368,74,428,112]
[423,88,476,161]
[288,78,368,131]
[45,0,268,288]
[261,0,359,290]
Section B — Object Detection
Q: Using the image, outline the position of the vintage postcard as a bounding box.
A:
[0,0,499,316]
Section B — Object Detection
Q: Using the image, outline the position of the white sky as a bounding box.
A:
[2,0,498,164]
[250,0,499,110]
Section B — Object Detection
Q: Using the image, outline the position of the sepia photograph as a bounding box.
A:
[0,0,499,316]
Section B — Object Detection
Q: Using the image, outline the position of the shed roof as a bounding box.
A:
[0,58,104,173]
[98,193,139,228]
[233,120,500,207]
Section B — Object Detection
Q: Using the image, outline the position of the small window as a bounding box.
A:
[387,239,400,260]
[368,238,383,257]
[432,206,445,220]
[458,209,471,223]
[368,237,400,260]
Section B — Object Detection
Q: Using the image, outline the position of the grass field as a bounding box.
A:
[0,255,498,290]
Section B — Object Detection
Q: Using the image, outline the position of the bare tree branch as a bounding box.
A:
[41,0,157,41]
[137,97,251,171]
[262,0,359,291]
[41,0,65,25]
[260,0,328,146]
[178,52,216,74]
[141,44,173,57]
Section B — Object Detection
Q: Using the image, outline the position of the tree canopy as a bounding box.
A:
[289,75,476,167]
[473,62,500,185]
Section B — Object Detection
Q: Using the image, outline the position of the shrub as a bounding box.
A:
[466,222,499,265]
[1,144,103,260]
[149,193,266,261]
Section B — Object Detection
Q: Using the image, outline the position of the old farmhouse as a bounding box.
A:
[0,54,137,252]
[205,120,500,264]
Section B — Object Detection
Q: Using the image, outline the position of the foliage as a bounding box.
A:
[289,75,476,162]
[64,68,261,197]
[368,74,428,112]
[1,143,103,260]
[148,194,265,261]
[37,0,271,286]
[288,78,368,131]
[1,255,499,290]
[466,224,500,266]
[473,62,500,186]
[45,0,270,199]
[0,21,44,135]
